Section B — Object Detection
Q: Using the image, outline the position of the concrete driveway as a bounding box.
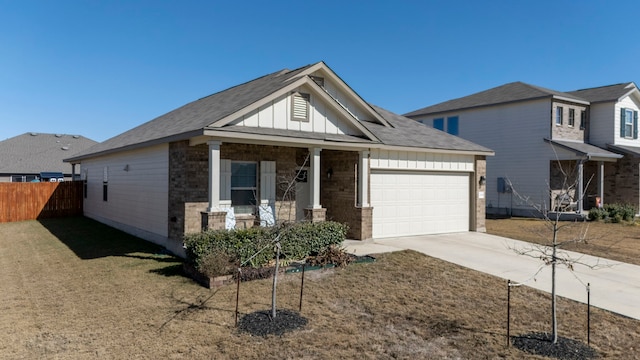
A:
[343,232,640,320]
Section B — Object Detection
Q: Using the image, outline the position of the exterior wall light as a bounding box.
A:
[479,175,486,186]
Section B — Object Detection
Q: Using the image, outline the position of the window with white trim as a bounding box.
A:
[555,106,563,125]
[568,108,575,127]
[231,162,257,214]
[621,108,638,139]
[291,92,310,121]
[580,110,586,130]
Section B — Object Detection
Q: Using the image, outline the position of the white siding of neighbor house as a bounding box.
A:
[411,99,559,213]
[613,95,640,147]
[82,144,169,249]
[230,85,362,136]
[370,149,474,172]
[588,102,616,147]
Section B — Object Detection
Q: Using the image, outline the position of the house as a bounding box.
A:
[65,62,493,256]
[567,83,640,211]
[405,81,640,217]
[0,133,98,182]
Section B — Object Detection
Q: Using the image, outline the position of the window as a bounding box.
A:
[103,167,108,202]
[555,106,563,125]
[291,92,310,121]
[433,116,459,135]
[10,175,38,182]
[447,116,459,135]
[580,111,586,130]
[433,118,444,131]
[568,109,575,127]
[231,162,257,214]
[621,108,638,139]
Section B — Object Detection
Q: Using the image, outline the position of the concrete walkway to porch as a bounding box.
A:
[343,232,640,320]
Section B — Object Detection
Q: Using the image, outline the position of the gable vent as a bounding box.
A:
[292,92,310,121]
[310,76,324,87]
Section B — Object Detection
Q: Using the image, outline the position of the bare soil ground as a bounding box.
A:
[486,218,640,266]
[1,217,640,359]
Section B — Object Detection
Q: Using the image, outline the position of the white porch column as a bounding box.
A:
[207,140,221,213]
[598,161,604,207]
[577,160,584,213]
[309,147,322,209]
[357,150,370,207]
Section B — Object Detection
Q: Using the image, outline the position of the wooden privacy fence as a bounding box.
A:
[0,181,83,223]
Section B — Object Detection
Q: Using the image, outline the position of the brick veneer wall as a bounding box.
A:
[320,150,372,239]
[168,141,209,242]
[474,156,487,232]
[603,155,640,211]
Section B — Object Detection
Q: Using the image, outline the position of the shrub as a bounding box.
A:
[588,203,636,223]
[198,250,238,277]
[588,207,608,221]
[183,221,349,270]
[307,244,353,268]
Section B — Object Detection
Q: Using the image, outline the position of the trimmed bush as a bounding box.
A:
[588,203,636,223]
[183,221,349,272]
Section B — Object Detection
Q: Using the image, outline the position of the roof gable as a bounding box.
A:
[405,81,588,117]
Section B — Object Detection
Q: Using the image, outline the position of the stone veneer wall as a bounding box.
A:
[320,150,372,239]
[474,156,487,232]
[551,101,588,141]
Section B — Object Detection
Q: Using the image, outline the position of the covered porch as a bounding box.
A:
[168,139,373,242]
[546,139,622,214]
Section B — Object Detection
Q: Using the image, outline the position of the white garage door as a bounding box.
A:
[371,171,470,238]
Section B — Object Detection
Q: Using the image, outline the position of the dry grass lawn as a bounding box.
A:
[1,217,640,359]
[487,218,640,266]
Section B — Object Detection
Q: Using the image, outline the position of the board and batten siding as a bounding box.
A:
[370,149,474,171]
[230,87,362,136]
[613,95,640,147]
[412,99,557,213]
[82,144,170,249]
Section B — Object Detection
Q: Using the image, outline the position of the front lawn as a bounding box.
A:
[1,217,639,359]
[487,218,640,266]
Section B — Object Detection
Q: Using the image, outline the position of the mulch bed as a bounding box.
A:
[511,332,598,359]
[238,309,308,337]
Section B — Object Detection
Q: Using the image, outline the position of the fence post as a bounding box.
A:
[587,283,590,346]
[507,279,511,348]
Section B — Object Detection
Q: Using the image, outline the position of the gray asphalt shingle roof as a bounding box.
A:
[545,139,622,160]
[567,82,636,103]
[0,133,98,175]
[367,105,493,153]
[404,81,588,117]
[67,62,492,161]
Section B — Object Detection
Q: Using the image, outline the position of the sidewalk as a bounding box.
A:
[344,232,640,320]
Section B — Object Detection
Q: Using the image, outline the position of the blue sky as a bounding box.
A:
[2,0,639,142]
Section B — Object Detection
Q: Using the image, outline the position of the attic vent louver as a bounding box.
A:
[72,135,79,138]
[61,146,69,151]
[292,92,310,121]
[55,134,62,137]
[30,132,38,136]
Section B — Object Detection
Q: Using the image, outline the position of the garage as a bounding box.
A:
[371,171,470,238]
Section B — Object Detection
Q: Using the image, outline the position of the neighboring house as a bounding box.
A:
[0,133,98,182]
[405,82,633,217]
[65,62,493,256]
[567,83,640,211]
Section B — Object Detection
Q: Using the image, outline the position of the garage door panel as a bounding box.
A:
[371,171,469,238]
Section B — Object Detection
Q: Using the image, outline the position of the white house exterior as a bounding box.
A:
[405,82,626,217]
[66,62,493,256]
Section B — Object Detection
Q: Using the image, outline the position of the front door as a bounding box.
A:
[295,168,310,221]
